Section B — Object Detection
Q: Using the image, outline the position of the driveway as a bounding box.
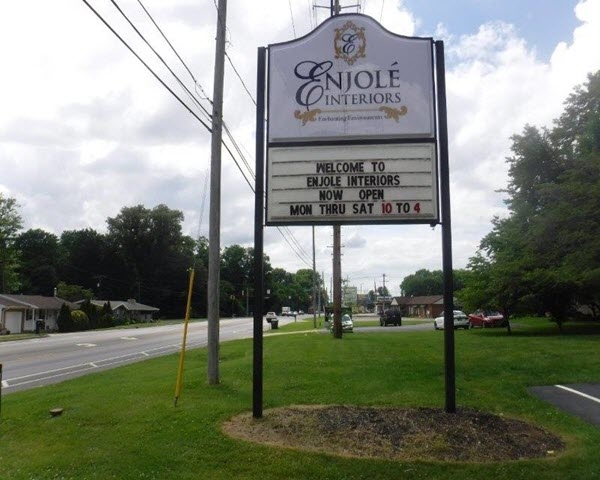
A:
[530,383,600,426]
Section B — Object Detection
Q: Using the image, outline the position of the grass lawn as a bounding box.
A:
[1,318,599,479]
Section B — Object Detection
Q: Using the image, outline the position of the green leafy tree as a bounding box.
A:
[461,71,600,323]
[60,229,112,296]
[56,282,94,302]
[0,193,22,292]
[56,303,73,332]
[79,298,100,329]
[14,229,61,295]
[401,269,443,296]
[99,301,114,328]
[106,204,194,317]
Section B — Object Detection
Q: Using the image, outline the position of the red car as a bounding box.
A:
[468,310,506,328]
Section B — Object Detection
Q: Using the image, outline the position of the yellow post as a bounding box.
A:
[174,268,195,406]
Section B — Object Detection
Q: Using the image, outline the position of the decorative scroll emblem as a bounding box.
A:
[334,21,366,65]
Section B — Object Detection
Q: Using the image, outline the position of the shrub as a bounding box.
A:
[56,303,73,332]
[71,310,90,331]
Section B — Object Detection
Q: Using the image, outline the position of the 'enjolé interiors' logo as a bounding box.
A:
[334,20,366,65]
[293,20,407,128]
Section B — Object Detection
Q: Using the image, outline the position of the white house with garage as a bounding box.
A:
[0,294,72,334]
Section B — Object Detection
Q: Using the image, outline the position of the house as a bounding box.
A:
[76,298,159,323]
[389,295,461,318]
[406,295,444,318]
[0,294,73,333]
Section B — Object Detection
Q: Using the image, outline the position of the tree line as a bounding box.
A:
[401,72,600,322]
[1,71,598,324]
[0,202,326,319]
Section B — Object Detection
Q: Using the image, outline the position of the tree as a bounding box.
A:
[106,204,194,317]
[56,302,73,332]
[60,229,112,296]
[56,281,94,302]
[401,269,443,296]
[461,71,600,323]
[0,193,22,292]
[14,229,61,295]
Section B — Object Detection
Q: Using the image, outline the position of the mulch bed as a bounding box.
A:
[222,405,565,462]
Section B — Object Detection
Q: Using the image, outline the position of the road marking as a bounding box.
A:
[556,385,600,404]
[1,380,8,388]
[76,343,97,347]
[120,336,138,340]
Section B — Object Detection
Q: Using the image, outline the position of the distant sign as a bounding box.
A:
[268,15,435,142]
[343,286,358,305]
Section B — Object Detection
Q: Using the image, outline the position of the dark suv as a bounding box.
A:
[380,308,402,326]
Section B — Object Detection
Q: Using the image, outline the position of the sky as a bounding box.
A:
[1,0,599,297]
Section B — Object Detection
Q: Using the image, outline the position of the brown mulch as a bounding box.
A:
[222,405,565,462]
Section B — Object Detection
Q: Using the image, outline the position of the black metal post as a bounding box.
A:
[253,46,266,419]
[436,40,456,413]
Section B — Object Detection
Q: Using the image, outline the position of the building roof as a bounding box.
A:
[79,299,159,312]
[0,294,74,309]
[408,295,444,305]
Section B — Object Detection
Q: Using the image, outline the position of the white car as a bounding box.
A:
[433,310,469,330]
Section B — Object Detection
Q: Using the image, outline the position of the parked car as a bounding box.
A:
[380,308,402,326]
[433,310,469,330]
[265,312,277,323]
[341,314,354,332]
[330,314,354,333]
[468,310,506,328]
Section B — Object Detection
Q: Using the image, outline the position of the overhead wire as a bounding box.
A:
[108,0,213,123]
[135,0,212,103]
[80,0,212,133]
[83,0,312,269]
[288,0,297,38]
[225,52,257,106]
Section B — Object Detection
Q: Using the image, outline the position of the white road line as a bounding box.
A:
[556,384,600,404]
[3,340,206,390]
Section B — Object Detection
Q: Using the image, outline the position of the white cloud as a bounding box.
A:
[0,0,599,296]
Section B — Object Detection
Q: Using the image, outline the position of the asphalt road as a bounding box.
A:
[0,316,276,394]
[0,315,433,394]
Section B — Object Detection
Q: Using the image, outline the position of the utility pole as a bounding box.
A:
[207,0,227,385]
[330,0,343,339]
[312,226,317,328]
[332,225,342,338]
[382,273,386,313]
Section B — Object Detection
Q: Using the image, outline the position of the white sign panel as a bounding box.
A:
[268,14,435,142]
[266,143,438,224]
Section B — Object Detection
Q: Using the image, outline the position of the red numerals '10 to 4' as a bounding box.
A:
[381,202,421,214]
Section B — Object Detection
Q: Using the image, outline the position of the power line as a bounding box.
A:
[108,0,212,123]
[80,0,212,133]
[135,0,212,103]
[288,0,297,38]
[82,0,312,269]
[225,52,257,106]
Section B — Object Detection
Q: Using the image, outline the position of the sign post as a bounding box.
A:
[254,13,455,417]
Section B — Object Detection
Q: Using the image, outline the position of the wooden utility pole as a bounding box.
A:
[332,225,342,338]
[312,226,317,329]
[207,0,227,385]
[331,0,343,339]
